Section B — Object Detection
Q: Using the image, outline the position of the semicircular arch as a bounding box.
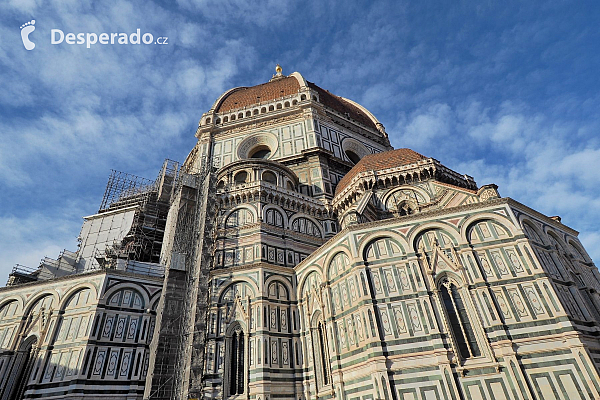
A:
[357,231,409,260]
[263,205,288,229]
[24,290,59,316]
[102,284,149,309]
[408,222,460,251]
[59,283,99,311]
[289,214,324,238]
[459,212,517,241]
[217,279,258,303]
[325,250,352,280]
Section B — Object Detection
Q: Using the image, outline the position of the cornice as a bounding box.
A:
[0,268,163,294]
[295,197,580,271]
[210,261,295,277]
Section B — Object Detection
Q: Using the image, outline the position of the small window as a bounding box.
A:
[223,116,229,123]
[262,171,277,185]
[276,103,282,109]
[269,105,275,111]
[234,171,248,184]
[246,111,251,117]
[253,109,259,115]
[231,114,236,121]
[300,94,306,101]
[284,101,290,107]
[292,99,298,105]
[206,117,211,124]
[238,113,243,119]
[215,118,221,124]
[261,107,267,113]
[217,180,225,190]
[286,181,295,191]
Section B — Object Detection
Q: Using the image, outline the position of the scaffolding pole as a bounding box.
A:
[146,155,217,400]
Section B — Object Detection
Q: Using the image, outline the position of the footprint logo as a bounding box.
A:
[20,20,36,50]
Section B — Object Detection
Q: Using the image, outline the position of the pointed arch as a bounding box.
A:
[225,321,246,396]
[436,274,482,360]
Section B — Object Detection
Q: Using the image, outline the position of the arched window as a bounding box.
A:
[262,171,277,184]
[393,201,415,216]
[311,317,330,388]
[234,171,248,184]
[439,278,480,359]
[6,335,38,400]
[228,326,245,395]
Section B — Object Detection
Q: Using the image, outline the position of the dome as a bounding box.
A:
[334,148,427,196]
[209,70,381,132]
[215,76,301,113]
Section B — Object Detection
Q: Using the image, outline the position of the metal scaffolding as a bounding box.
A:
[94,160,180,269]
[146,155,217,400]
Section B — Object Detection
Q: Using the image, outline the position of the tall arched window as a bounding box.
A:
[439,278,480,359]
[6,335,37,400]
[311,315,331,389]
[317,321,330,385]
[228,326,245,396]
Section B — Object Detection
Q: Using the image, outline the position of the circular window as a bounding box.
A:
[250,146,272,159]
[345,150,361,164]
[341,138,370,165]
[237,133,279,160]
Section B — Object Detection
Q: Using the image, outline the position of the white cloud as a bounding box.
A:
[0,203,86,281]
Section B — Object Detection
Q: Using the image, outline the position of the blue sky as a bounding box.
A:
[0,1,599,281]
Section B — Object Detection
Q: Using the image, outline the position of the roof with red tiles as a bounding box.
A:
[306,82,377,130]
[215,76,300,113]
[213,73,378,131]
[334,148,427,196]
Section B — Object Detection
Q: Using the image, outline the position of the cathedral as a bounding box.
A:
[1,66,600,400]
